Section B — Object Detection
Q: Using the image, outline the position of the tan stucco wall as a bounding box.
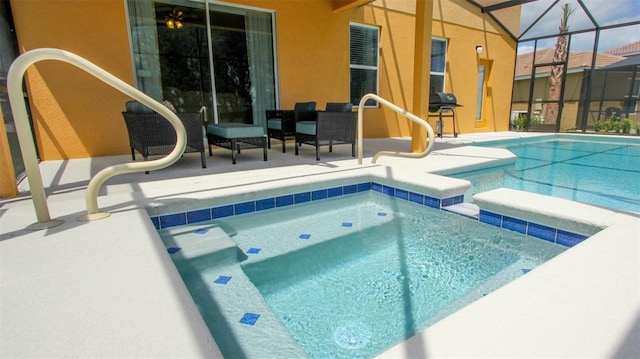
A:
[10,0,134,160]
[7,0,516,160]
[353,0,517,137]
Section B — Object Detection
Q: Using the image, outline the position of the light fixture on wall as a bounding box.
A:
[165,8,184,29]
[476,45,483,54]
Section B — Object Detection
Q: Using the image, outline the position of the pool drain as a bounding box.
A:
[333,322,371,349]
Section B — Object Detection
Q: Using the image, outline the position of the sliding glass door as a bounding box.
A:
[127,0,277,128]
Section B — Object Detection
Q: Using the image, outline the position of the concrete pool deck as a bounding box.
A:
[1,132,638,358]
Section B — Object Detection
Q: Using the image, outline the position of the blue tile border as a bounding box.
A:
[502,216,527,234]
[479,209,588,247]
[152,182,394,230]
[159,213,187,228]
[187,208,211,224]
[150,180,588,248]
[528,222,556,242]
[556,230,588,247]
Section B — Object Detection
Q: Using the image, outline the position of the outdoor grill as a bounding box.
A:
[428,92,462,138]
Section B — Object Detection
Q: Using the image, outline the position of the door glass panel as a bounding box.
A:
[476,65,485,120]
[210,10,252,124]
[128,1,276,128]
[155,3,212,119]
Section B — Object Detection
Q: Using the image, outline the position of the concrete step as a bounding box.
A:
[442,202,480,219]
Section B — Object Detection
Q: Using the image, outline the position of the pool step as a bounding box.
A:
[158,224,306,358]
[158,224,238,265]
[443,202,480,219]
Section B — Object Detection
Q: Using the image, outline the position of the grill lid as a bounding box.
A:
[429,92,462,112]
[429,92,457,105]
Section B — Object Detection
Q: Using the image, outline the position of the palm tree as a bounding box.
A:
[544,3,574,125]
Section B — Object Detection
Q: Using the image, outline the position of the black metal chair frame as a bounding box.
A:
[206,133,267,165]
[295,111,358,160]
[266,102,317,153]
[121,112,206,172]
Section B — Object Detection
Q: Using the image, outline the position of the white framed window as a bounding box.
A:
[350,23,379,107]
[430,38,447,93]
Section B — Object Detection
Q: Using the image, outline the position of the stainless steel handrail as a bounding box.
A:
[357,93,435,164]
[7,48,187,230]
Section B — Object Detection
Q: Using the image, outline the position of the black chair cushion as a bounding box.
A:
[325,102,352,112]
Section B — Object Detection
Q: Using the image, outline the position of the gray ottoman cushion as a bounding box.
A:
[207,123,265,138]
[296,121,317,135]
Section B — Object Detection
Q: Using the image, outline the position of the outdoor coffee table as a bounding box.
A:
[206,123,267,164]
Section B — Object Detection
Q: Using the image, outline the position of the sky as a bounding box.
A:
[515,0,640,54]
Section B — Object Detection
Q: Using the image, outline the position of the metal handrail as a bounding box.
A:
[7,48,187,229]
[357,93,436,164]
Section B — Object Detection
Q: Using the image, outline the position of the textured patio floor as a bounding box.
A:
[1,132,638,358]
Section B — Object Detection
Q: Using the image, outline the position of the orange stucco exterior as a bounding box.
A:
[10,0,134,159]
[2,0,518,197]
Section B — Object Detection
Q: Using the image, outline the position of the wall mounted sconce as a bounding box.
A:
[476,45,483,54]
[165,9,184,29]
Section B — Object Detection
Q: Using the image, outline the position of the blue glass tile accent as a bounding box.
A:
[527,222,557,242]
[343,184,357,194]
[357,182,371,192]
[479,210,502,227]
[424,196,441,209]
[159,213,187,228]
[377,212,387,216]
[328,187,342,198]
[246,247,261,254]
[212,204,234,219]
[187,208,211,224]
[235,201,255,215]
[276,194,294,207]
[382,185,395,197]
[167,247,181,254]
[294,192,311,204]
[521,269,532,274]
[150,216,160,229]
[441,196,456,207]
[214,276,232,284]
[194,228,209,235]
[556,230,587,247]
[312,189,328,201]
[240,313,260,326]
[502,216,527,234]
[256,198,275,211]
[150,179,593,251]
[151,179,595,252]
[395,189,409,200]
[409,192,424,205]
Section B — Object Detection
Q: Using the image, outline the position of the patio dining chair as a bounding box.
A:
[604,107,623,120]
[266,101,316,153]
[122,100,206,173]
[294,102,357,160]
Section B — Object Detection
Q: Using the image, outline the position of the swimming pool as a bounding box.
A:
[158,189,566,358]
[450,135,640,213]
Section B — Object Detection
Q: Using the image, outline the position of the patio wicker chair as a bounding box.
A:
[295,102,357,160]
[122,101,206,173]
[604,107,623,120]
[266,101,316,153]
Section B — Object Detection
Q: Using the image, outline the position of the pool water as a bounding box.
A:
[451,138,640,213]
[160,191,566,358]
